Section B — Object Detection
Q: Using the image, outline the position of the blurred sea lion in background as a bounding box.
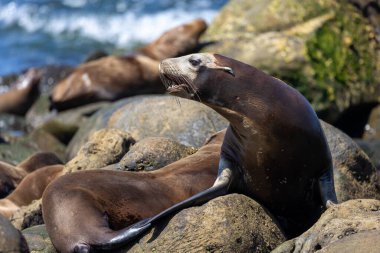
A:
[0,152,62,199]
[0,68,41,115]
[0,164,64,219]
[50,19,207,111]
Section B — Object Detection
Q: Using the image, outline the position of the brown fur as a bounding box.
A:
[0,164,64,219]
[0,68,41,115]
[50,19,207,111]
[0,152,62,200]
[42,130,224,253]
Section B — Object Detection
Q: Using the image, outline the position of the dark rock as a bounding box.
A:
[38,65,73,94]
[0,113,27,142]
[123,194,285,253]
[118,137,196,171]
[355,138,380,169]
[272,199,380,253]
[83,49,109,63]
[322,121,380,201]
[67,95,228,159]
[0,213,29,252]
[363,104,380,140]
[11,200,43,230]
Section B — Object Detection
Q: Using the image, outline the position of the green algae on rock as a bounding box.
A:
[201,0,379,113]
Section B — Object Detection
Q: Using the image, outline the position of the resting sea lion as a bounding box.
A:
[0,164,64,219]
[50,19,207,111]
[0,152,62,198]
[0,68,41,115]
[42,130,224,253]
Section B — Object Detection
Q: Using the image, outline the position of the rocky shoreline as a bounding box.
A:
[1,0,380,252]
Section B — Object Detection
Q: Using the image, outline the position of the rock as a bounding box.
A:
[0,214,29,252]
[22,225,56,253]
[67,95,228,159]
[11,200,43,230]
[272,199,380,253]
[26,96,110,144]
[318,230,380,253]
[37,65,73,94]
[0,129,66,165]
[118,137,197,171]
[355,138,380,169]
[83,49,109,63]
[201,0,380,116]
[123,194,285,253]
[64,128,135,173]
[363,104,380,140]
[321,121,380,201]
[0,113,28,142]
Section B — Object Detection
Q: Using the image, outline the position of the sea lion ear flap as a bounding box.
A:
[209,66,235,77]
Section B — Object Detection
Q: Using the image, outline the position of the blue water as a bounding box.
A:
[0,0,227,75]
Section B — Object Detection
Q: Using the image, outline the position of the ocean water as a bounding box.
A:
[0,0,227,76]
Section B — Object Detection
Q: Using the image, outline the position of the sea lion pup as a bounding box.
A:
[42,130,224,253]
[65,53,338,251]
[0,164,64,219]
[0,152,62,198]
[0,68,41,115]
[50,19,207,111]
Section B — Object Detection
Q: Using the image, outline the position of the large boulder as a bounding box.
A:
[201,0,380,116]
[272,199,380,253]
[22,225,56,253]
[321,121,380,201]
[66,95,228,159]
[123,194,285,253]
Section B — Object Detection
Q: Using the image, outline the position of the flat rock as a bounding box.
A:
[272,199,380,253]
[22,225,56,253]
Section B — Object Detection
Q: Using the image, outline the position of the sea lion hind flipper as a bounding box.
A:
[318,167,338,208]
[96,166,233,250]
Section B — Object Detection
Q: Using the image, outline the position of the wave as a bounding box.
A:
[0,1,220,47]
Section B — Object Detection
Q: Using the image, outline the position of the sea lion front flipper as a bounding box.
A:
[97,157,234,250]
[318,168,338,208]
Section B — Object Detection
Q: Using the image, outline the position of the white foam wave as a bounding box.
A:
[0,2,219,47]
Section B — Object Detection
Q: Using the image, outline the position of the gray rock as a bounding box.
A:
[67,95,228,159]
[0,214,29,252]
[22,225,56,253]
[118,137,196,171]
[272,199,380,253]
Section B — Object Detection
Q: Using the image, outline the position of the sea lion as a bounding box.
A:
[42,130,224,253]
[0,68,41,115]
[0,152,62,198]
[63,53,337,252]
[50,19,207,111]
[0,164,64,219]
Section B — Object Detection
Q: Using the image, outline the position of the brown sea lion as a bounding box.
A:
[0,68,41,115]
[0,152,62,198]
[57,53,338,252]
[42,130,224,253]
[50,19,207,111]
[0,164,64,219]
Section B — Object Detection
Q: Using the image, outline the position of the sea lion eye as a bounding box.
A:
[189,58,201,67]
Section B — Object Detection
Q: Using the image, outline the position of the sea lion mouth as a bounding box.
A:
[159,63,197,99]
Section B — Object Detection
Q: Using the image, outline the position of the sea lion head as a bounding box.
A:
[139,19,208,60]
[159,53,236,105]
